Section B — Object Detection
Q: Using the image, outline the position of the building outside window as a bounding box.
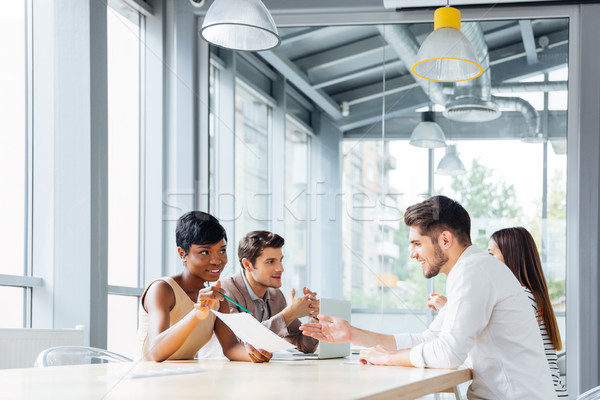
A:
[342,140,427,313]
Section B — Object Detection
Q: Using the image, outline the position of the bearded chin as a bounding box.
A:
[423,243,449,278]
[424,265,442,279]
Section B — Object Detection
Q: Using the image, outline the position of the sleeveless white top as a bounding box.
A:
[135,277,218,361]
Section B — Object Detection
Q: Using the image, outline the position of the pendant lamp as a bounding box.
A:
[412,6,483,82]
[200,0,281,51]
[409,111,446,149]
[436,145,466,176]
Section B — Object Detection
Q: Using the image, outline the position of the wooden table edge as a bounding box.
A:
[359,368,473,400]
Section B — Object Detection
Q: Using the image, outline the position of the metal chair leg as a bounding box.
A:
[452,385,462,400]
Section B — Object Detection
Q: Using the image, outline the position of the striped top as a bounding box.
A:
[524,288,569,398]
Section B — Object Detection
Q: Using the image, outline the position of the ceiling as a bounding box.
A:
[252,16,569,142]
[196,0,571,142]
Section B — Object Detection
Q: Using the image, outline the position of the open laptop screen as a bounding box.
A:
[312,298,351,359]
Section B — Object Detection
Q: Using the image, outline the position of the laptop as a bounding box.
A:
[300,298,351,360]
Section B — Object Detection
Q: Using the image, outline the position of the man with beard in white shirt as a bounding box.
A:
[301,195,556,400]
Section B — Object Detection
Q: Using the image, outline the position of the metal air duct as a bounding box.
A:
[493,95,542,142]
[377,25,446,105]
[491,81,567,93]
[443,22,501,122]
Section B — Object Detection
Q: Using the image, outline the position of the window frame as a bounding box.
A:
[268,3,586,390]
[0,0,41,329]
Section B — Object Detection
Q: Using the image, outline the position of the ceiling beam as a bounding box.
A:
[488,28,567,66]
[519,20,538,64]
[295,35,386,72]
[312,60,403,90]
[337,89,429,131]
[333,74,419,106]
[344,110,567,140]
[278,27,329,47]
[491,42,568,84]
[257,50,343,119]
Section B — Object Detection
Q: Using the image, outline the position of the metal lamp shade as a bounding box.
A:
[412,7,482,82]
[200,0,281,51]
[409,111,446,148]
[436,145,467,176]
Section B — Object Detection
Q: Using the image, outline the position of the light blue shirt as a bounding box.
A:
[241,270,271,321]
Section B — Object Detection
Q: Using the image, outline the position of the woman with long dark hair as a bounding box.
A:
[488,227,567,398]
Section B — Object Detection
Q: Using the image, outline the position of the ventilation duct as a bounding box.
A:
[443,96,500,122]
[380,22,544,137]
[493,95,542,142]
[491,81,567,93]
[442,81,568,95]
[443,23,501,122]
[377,25,446,105]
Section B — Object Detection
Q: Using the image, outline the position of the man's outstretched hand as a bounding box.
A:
[300,314,352,343]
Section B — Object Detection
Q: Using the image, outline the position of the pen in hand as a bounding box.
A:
[206,281,252,314]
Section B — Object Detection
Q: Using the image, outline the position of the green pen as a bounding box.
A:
[206,282,252,314]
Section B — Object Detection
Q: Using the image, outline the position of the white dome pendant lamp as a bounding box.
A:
[436,145,467,176]
[200,0,281,51]
[409,111,446,149]
[412,5,483,82]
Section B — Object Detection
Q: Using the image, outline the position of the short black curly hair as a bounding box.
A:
[176,211,227,255]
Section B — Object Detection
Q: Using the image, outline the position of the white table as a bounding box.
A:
[0,357,472,399]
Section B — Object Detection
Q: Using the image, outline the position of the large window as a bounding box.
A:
[234,81,271,247]
[207,17,569,340]
[208,63,218,214]
[333,19,569,336]
[434,138,566,309]
[433,70,568,326]
[208,50,319,293]
[282,116,310,294]
[0,0,28,328]
[342,141,430,313]
[106,3,143,357]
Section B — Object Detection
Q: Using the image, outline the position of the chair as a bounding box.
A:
[34,346,132,367]
[0,328,85,369]
[436,386,463,400]
[576,386,600,400]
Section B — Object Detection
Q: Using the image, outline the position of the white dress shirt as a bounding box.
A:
[393,245,557,400]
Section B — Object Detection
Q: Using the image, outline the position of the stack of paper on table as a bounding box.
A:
[211,310,296,353]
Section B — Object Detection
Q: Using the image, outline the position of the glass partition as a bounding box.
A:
[282,116,310,294]
[208,16,569,337]
[233,81,271,248]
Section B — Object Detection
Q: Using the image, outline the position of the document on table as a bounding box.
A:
[99,367,205,380]
[211,310,296,353]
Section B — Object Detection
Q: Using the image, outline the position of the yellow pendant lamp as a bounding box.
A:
[412,6,483,82]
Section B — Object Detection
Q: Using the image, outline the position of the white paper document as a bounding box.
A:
[211,310,296,353]
[99,367,205,380]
